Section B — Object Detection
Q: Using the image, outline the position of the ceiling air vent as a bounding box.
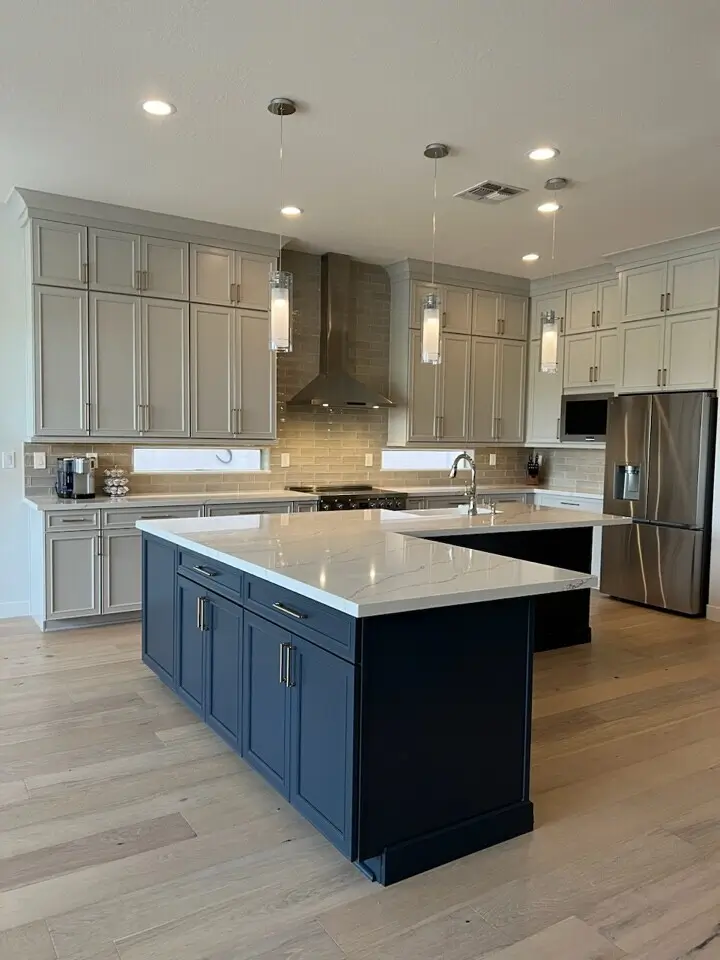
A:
[453,180,528,204]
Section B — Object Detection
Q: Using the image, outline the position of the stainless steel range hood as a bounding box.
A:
[287,253,393,408]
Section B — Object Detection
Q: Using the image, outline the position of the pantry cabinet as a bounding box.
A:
[563,330,617,392]
[618,310,717,393]
[190,244,274,310]
[526,338,563,445]
[620,252,720,322]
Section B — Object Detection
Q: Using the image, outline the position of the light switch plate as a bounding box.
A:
[33,452,47,469]
[365,454,373,467]
[85,452,98,469]
[1,452,16,469]
[489,453,497,466]
[280,453,290,468]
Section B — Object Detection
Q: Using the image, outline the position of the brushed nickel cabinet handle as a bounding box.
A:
[191,564,219,578]
[97,534,103,557]
[140,514,171,519]
[591,310,595,327]
[666,291,671,310]
[496,417,502,439]
[196,596,202,630]
[84,401,91,432]
[230,282,236,302]
[235,282,241,303]
[663,367,668,386]
[589,365,593,383]
[657,368,661,386]
[594,365,598,382]
[437,414,443,438]
[201,597,209,631]
[596,310,601,327]
[143,270,149,291]
[272,601,307,620]
[442,311,447,328]
[279,643,287,685]
[495,317,500,335]
[144,404,150,432]
[60,517,91,523]
[136,404,143,431]
[556,417,560,440]
[81,262,88,284]
[284,643,295,688]
[660,293,665,312]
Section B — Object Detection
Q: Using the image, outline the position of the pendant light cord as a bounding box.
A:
[278,112,284,273]
[431,157,437,288]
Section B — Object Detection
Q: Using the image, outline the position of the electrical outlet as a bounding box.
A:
[280,453,290,468]
[1,452,16,469]
[85,452,98,469]
[365,453,374,467]
[489,453,497,466]
[33,452,47,470]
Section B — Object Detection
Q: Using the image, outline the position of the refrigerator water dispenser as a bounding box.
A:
[614,464,641,501]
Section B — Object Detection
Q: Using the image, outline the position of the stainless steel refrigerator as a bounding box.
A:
[600,391,716,615]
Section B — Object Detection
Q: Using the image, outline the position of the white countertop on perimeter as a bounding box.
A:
[137,504,629,618]
[24,490,320,511]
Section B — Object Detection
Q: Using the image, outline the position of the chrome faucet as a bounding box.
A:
[449,453,478,515]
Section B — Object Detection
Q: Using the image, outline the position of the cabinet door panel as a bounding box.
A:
[242,613,290,797]
[566,284,598,334]
[468,337,498,443]
[526,338,562,445]
[594,329,617,388]
[598,279,619,329]
[32,220,87,288]
[667,252,720,315]
[442,286,472,335]
[102,529,141,614]
[472,289,501,336]
[618,317,665,393]
[46,532,100,620]
[142,299,190,437]
[206,503,292,517]
[142,535,176,685]
[290,637,355,856]
[437,334,470,442]
[206,595,242,748]
[89,293,142,436]
[177,577,205,716]
[531,291,566,339]
[235,311,275,439]
[236,256,273,310]
[142,236,189,300]
[89,228,141,295]
[190,304,234,438]
[501,294,528,340]
[497,340,526,443]
[33,286,89,437]
[408,330,439,441]
[190,245,234,305]
[620,262,668,322]
[563,333,595,390]
[664,311,718,391]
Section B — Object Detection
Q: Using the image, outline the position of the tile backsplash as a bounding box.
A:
[22,249,603,498]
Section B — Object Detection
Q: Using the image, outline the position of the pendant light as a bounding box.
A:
[539,179,567,375]
[267,97,297,352]
[422,143,449,364]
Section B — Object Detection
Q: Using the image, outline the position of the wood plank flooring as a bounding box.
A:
[1,596,720,959]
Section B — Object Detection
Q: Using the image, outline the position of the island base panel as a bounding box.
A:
[431,527,593,652]
[358,800,534,886]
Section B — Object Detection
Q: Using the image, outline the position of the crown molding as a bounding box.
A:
[386,258,530,296]
[605,226,720,270]
[530,262,616,296]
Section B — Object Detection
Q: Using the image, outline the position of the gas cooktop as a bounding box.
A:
[285,484,407,511]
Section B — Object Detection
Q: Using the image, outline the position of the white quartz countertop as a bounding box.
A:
[24,490,320,511]
[137,505,630,617]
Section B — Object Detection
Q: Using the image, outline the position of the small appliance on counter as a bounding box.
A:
[286,484,407,511]
[526,454,541,486]
[55,457,96,500]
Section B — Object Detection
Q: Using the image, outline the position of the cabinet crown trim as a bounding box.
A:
[530,262,617,297]
[607,228,720,270]
[387,258,529,296]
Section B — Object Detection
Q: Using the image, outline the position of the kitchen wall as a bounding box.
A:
[0,206,30,617]
[534,447,605,495]
[25,251,528,495]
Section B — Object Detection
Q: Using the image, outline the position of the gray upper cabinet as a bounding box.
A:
[190,244,274,309]
[468,338,525,444]
[619,253,720,323]
[141,236,189,300]
[472,290,527,339]
[496,340,526,443]
[411,282,472,334]
[501,294,529,340]
[566,280,618,334]
[531,291,565,339]
[407,329,439,442]
[32,220,87,289]
[235,311,276,440]
[468,337,498,443]
[191,304,235,438]
[437,334,471,441]
[32,286,89,437]
[89,293,142,436]
[142,299,190,437]
[526,338,563,445]
[89,228,142,294]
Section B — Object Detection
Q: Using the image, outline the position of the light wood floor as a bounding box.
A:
[2,596,720,959]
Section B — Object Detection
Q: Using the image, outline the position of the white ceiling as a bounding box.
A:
[3,0,720,277]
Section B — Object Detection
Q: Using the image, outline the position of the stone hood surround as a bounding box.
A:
[137,505,630,618]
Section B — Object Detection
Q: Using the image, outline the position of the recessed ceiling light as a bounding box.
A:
[522,253,540,262]
[528,146,559,161]
[538,201,562,213]
[281,206,303,217]
[142,100,176,116]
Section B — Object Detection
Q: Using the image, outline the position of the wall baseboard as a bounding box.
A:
[0,600,30,620]
[706,604,720,623]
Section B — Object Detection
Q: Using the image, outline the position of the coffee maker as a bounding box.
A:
[55,457,96,500]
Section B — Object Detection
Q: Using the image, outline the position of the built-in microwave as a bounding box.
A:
[560,393,612,442]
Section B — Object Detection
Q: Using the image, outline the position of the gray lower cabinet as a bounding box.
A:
[45,530,101,619]
[206,502,293,517]
[101,529,142,614]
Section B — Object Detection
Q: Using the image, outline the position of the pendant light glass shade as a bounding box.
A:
[539,309,559,374]
[270,270,293,352]
[421,292,442,365]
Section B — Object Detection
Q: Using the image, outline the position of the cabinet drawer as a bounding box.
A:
[244,576,356,662]
[103,505,202,528]
[45,510,100,531]
[178,549,243,599]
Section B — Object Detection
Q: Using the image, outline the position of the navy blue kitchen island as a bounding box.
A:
[139,506,624,884]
